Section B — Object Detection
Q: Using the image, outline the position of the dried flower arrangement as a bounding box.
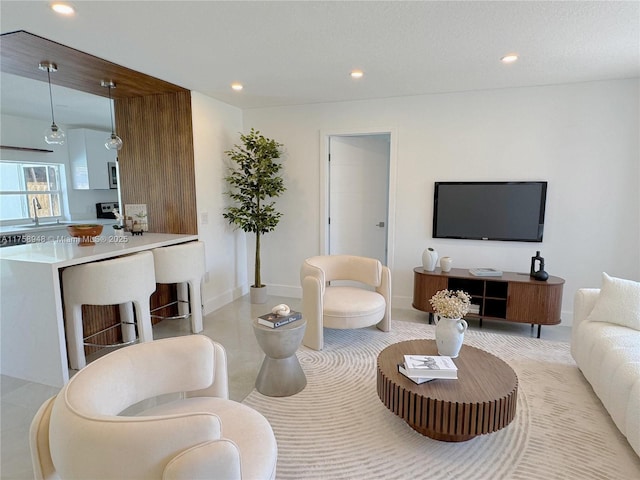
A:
[429,289,472,319]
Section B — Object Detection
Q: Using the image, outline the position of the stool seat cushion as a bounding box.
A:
[141,397,277,480]
[322,286,386,329]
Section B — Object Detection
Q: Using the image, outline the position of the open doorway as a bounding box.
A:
[320,129,396,268]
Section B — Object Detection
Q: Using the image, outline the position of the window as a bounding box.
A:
[0,162,63,221]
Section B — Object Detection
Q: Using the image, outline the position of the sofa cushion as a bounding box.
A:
[587,273,640,331]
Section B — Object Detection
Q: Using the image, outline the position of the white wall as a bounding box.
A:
[0,114,118,221]
[242,79,640,324]
[191,92,247,313]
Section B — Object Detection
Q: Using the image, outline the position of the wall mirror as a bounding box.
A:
[0,30,187,225]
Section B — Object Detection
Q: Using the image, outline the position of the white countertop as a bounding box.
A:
[0,232,199,268]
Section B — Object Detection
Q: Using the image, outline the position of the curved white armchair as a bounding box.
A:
[30,335,277,480]
[301,255,391,350]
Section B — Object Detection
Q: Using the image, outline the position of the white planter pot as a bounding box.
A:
[435,316,468,358]
[250,286,268,304]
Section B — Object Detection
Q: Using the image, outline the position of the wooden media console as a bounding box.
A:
[413,267,564,337]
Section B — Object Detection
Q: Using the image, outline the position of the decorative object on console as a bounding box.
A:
[66,224,104,246]
[469,268,502,277]
[530,250,549,281]
[429,289,471,357]
[422,247,438,271]
[223,129,286,304]
[440,256,452,272]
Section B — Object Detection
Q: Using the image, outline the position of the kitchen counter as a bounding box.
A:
[0,233,198,387]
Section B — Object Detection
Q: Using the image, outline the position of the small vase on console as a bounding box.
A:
[435,316,468,358]
[422,248,438,271]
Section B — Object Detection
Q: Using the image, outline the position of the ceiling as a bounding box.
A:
[0,1,638,127]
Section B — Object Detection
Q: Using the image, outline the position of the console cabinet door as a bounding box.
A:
[413,273,447,312]
[507,283,563,325]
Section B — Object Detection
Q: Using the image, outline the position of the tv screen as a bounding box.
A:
[433,181,547,242]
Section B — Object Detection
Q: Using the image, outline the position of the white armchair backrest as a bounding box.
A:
[63,335,225,415]
[302,255,383,287]
[47,336,231,480]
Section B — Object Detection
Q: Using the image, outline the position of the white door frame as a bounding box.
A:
[319,127,398,270]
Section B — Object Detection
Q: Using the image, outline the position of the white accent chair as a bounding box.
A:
[151,241,206,333]
[62,251,156,370]
[30,335,277,480]
[300,255,391,350]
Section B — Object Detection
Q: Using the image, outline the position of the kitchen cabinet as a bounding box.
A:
[68,129,117,190]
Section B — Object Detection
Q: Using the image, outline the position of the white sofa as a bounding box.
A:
[571,274,640,458]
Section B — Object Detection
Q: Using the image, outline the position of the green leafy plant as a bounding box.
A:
[223,129,285,288]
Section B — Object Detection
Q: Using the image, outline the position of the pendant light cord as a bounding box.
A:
[107,85,116,135]
[46,67,56,125]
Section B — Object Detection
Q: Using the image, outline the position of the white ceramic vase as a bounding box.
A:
[440,256,453,272]
[422,248,438,271]
[435,316,468,358]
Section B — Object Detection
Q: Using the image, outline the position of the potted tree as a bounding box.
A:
[223,129,286,304]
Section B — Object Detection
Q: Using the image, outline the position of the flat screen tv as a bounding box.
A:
[433,181,547,242]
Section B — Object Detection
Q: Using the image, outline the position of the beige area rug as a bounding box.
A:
[243,320,640,480]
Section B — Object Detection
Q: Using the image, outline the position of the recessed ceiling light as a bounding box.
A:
[501,54,519,64]
[350,70,364,79]
[50,2,76,15]
[231,82,243,91]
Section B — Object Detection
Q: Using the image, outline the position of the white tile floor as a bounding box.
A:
[0,295,570,479]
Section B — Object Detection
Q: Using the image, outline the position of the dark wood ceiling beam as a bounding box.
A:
[0,30,188,99]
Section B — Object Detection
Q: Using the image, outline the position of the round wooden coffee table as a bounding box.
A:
[377,339,518,442]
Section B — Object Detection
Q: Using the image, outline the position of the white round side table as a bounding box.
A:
[252,318,307,397]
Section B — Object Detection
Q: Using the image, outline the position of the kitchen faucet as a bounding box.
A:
[32,197,42,226]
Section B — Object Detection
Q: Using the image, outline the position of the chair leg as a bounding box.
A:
[66,305,86,370]
[134,301,154,343]
[119,302,136,344]
[176,282,190,319]
[188,280,203,333]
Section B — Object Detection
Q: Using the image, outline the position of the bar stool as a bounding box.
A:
[151,241,205,333]
[62,251,156,370]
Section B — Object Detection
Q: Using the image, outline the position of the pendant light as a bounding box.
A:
[39,62,66,145]
[101,80,123,151]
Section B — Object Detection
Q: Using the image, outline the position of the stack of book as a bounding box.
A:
[469,268,503,277]
[257,310,302,328]
[397,354,458,384]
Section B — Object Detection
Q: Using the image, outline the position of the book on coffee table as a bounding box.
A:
[403,355,458,379]
[397,363,435,384]
[257,311,302,328]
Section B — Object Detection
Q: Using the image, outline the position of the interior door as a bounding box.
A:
[328,134,390,264]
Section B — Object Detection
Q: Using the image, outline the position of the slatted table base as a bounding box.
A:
[377,340,518,442]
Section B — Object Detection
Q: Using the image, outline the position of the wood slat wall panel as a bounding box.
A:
[116,91,197,234]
